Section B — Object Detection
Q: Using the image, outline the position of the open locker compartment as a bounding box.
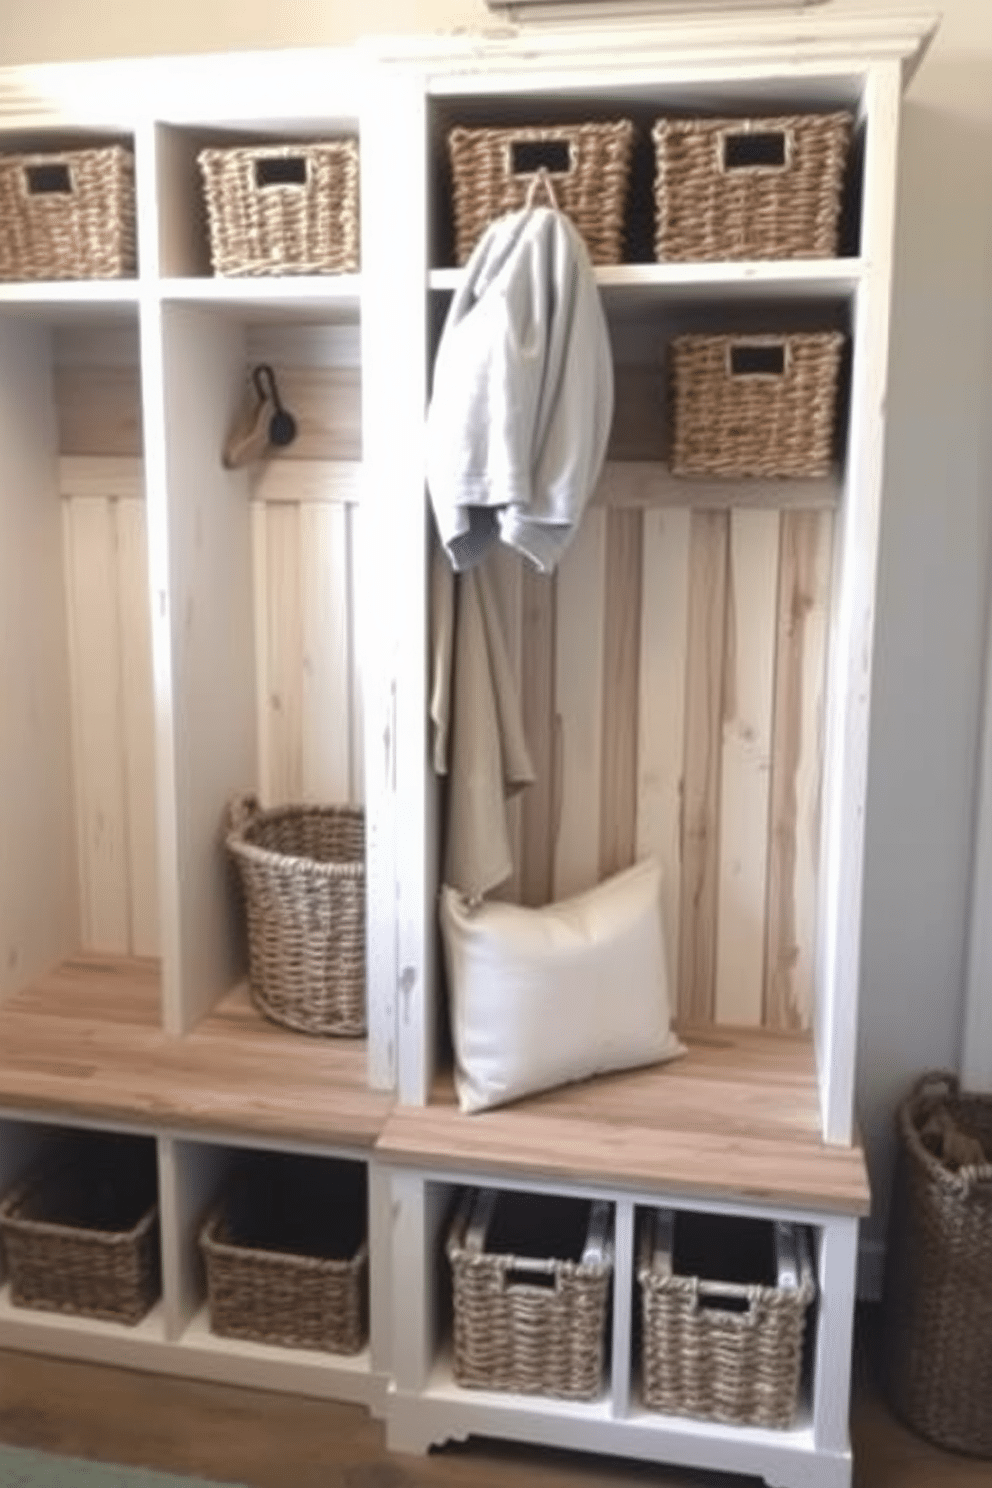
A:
[0,306,160,1026]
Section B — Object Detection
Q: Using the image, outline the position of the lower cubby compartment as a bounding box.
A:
[167,1138,371,1362]
[633,1206,817,1431]
[0,1120,160,1326]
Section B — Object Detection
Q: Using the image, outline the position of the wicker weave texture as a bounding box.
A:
[0,1158,159,1327]
[883,1074,992,1457]
[200,1210,368,1354]
[198,141,359,277]
[0,146,136,281]
[670,331,844,479]
[637,1227,815,1429]
[653,113,852,262]
[227,797,366,1037]
[448,121,634,267]
[447,1200,612,1401]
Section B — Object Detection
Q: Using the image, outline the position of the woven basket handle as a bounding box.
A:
[524,168,561,213]
[501,1256,562,1294]
[719,126,793,174]
[694,1278,760,1323]
[24,162,74,196]
[726,339,790,380]
[228,793,260,838]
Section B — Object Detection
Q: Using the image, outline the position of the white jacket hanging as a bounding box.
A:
[427,196,614,575]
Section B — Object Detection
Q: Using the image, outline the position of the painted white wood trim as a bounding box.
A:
[610,1199,635,1420]
[812,1217,859,1460]
[816,61,903,1144]
[962,589,992,1091]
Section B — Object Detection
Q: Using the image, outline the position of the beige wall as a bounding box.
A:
[3,0,991,1274]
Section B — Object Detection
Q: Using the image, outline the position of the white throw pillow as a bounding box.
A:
[439,858,684,1114]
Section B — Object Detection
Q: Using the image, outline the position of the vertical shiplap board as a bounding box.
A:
[714,510,779,1027]
[554,510,606,900]
[816,63,903,1141]
[636,508,690,1023]
[116,497,160,957]
[678,511,729,1026]
[0,321,78,996]
[301,502,353,805]
[348,506,365,808]
[263,503,304,807]
[599,510,643,883]
[520,567,557,907]
[62,496,129,955]
[766,511,833,1033]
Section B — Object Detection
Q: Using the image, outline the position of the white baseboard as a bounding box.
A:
[857,1238,886,1302]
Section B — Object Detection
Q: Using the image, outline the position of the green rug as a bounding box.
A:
[0,1446,246,1488]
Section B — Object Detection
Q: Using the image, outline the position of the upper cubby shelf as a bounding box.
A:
[157,275,361,323]
[0,280,141,322]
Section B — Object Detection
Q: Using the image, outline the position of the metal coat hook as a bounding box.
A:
[252,364,297,449]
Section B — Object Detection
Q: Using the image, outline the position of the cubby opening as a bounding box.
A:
[0,309,160,1023]
[427,77,867,270]
[170,1138,371,1365]
[153,122,361,281]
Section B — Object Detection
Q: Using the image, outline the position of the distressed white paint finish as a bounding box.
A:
[816,62,904,1143]
[636,508,690,1013]
[554,510,606,900]
[362,68,429,1099]
[715,511,779,1027]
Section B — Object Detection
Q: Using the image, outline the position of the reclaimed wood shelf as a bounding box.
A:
[378,1027,870,1216]
[0,956,390,1149]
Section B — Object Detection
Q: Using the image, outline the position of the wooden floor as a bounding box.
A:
[379,1028,870,1214]
[0,1314,984,1488]
[0,956,390,1149]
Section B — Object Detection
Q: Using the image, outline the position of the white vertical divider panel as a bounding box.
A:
[158,1135,232,1342]
[812,1217,859,1458]
[137,120,185,1034]
[158,302,257,1032]
[554,512,607,900]
[361,69,429,1096]
[714,510,778,1026]
[0,320,78,997]
[610,1199,636,1420]
[117,496,160,957]
[816,63,902,1143]
[62,496,130,954]
[348,505,366,808]
[367,1160,393,1388]
[636,508,690,1013]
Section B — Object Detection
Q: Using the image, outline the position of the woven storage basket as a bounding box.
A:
[670,331,844,478]
[227,795,366,1037]
[200,1154,367,1354]
[653,112,852,262]
[0,145,136,281]
[638,1210,815,1429]
[198,140,359,277]
[0,1135,159,1326]
[448,1188,613,1401]
[448,120,634,267]
[883,1073,992,1457]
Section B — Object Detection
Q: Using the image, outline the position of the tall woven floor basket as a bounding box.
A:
[227,796,366,1037]
[883,1072,992,1457]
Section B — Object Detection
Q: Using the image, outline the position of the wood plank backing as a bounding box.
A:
[519,566,557,908]
[678,511,729,1024]
[715,510,779,1026]
[487,549,524,904]
[378,1027,869,1216]
[0,956,388,1149]
[636,508,690,1019]
[53,365,360,463]
[765,510,834,1031]
[599,509,643,881]
[553,512,606,900]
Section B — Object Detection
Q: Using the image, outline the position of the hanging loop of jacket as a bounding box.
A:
[427,199,614,575]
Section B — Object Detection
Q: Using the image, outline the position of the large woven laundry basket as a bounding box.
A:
[883,1072,992,1457]
[226,795,366,1037]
